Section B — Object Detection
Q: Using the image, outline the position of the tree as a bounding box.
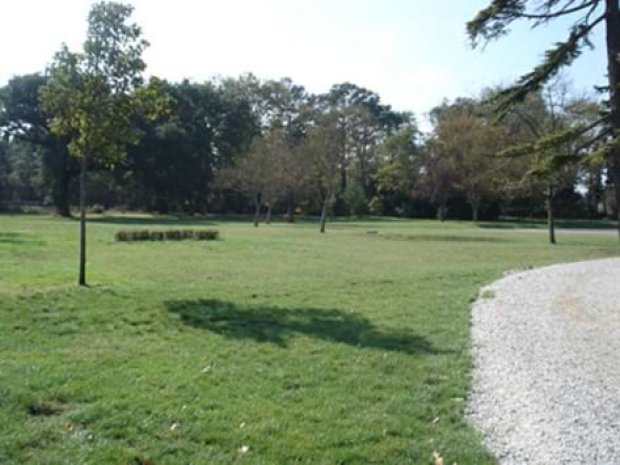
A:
[317,83,410,200]
[0,74,76,216]
[40,1,163,286]
[430,106,507,222]
[127,80,257,214]
[499,81,598,243]
[297,113,343,233]
[468,0,620,238]
[0,140,9,209]
[374,125,421,216]
[418,100,499,221]
[218,129,294,226]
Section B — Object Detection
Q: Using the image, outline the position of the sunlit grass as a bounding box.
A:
[0,214,617,464]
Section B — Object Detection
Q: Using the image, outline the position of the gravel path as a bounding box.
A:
[468,257,620,465]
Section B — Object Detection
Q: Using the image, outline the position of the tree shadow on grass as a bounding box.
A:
[166,299,442,355]
[381,233,509,244]
[477,219,618,230]
[0,232,45,245]
[87,216,218,227]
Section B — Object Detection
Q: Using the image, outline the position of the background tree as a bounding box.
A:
[500,81,597,243]
[0,74,76,216]
[297,113,343,232]
[218,129,294,226]
[317,83,410,208]
[126,79,257,214]
[468,0,620,237]
[40,1,163,286]
[373,124,422,216]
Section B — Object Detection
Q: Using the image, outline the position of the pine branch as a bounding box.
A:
[493,13,605,115]
[467,0,599,44]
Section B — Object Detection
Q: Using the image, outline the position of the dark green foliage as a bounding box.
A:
[343,181,368,216]
[195,230,219,240]
[0,74,77,216]
[149,231,165,241]
[115,229,219,242]
[165,230,192,240]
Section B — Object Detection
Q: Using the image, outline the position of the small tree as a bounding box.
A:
[468,0,620,239]
[434,111,507,222]
[297,114,343,233]
[500,81,596,243]
[218,129,294,226]
[40,2,164,286]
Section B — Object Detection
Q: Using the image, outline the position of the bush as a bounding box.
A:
[150,231,165,241]
[195,230,219,240]
[115,229,219,242]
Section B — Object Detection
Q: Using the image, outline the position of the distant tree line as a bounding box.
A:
[1,5,616,233]
[1,73,613,223]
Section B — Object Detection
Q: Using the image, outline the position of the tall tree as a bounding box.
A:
[40,1,163,286]
[500,81,597,243]
[434,110,507,222]
[218,129,294,226]
[468,0,620,237]
[297,113,343,233]
[317,83,409,198]
[374,124,421,216]
[0,74,76,216]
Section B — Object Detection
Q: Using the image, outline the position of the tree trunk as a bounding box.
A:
[78,155,87,286]
[547,185,556,245]
[265,203,272,224]
[285,188,294,223]
[470,193,481,222]
[340,164,347,192]
[605,0,620,240]
[437,197,448,222]
[319,196,329,233]
[53,173,72,217]
[253,192,262,227]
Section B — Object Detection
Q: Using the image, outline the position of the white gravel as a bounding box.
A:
[468,257,620,465]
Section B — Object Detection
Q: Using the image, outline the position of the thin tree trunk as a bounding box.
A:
[547,185,556,245]
[265,203,272,224]
[54,174,72,217]
[319,196,329,233]
[605,0,620,240]
[470,193,480,222]
[78,155,87,286]
[285,188,294,223]
[253,192,262,227]
[437,198,447,222]
[472,203,480,222]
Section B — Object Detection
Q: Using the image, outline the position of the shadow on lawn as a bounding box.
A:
[0,232,44,245]
[477,219,618,230]
[167,299,440,355]
[381,233,509,244]
[87,216,218,227]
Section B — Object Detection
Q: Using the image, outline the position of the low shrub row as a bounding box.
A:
[115,229,219,242]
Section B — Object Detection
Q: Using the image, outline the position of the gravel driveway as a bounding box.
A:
[468,257,620,465]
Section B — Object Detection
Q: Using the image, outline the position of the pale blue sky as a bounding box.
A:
[0,0,607,126]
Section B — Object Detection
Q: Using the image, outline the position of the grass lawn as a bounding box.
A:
[0,214,618,464]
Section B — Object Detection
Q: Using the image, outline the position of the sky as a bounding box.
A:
[0,0,608,128]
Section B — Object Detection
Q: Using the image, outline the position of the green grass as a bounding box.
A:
[0,214,618,464]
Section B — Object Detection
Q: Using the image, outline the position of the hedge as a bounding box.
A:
[115,229,219,242]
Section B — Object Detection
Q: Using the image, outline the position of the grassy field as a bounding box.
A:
[0,214,618,464]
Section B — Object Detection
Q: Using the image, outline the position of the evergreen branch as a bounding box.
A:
[467,0,599,45]
[494,13,605,115]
